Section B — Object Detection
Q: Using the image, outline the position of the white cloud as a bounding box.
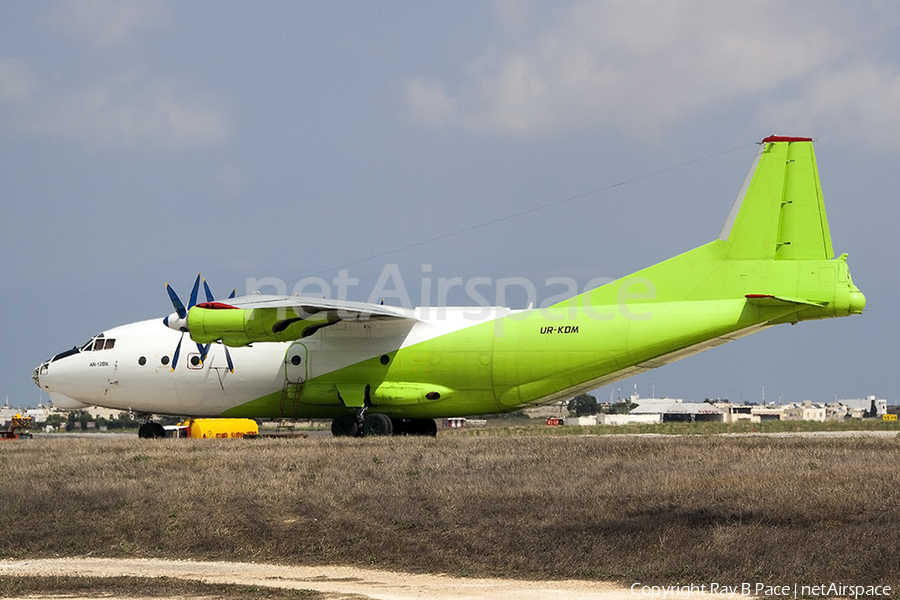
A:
[44,0,171,49]
[757,63,900,148]
[0,64,230,149]
[403,0,900,145]
[403,78,458,126]
[0,1,229,150]
[41,77,229,149]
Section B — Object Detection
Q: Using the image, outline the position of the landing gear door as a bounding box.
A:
[284,342,308,384]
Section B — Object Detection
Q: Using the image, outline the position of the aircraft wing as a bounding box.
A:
[187,294,416,345]
[224,294,414,319]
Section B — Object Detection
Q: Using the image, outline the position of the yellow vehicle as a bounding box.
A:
[183,418,258,439]
[1,414,34,440]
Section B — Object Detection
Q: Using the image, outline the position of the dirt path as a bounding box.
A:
[0,557,732,600]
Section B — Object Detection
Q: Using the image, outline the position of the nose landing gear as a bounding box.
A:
[135,412,166,439]
[138,422,165,439]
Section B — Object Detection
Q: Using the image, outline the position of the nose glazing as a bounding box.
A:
[32,361,49,389]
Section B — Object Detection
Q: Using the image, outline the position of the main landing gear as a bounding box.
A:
[330,408,436,438]
[138,421,165,439]
[135,412,166,439]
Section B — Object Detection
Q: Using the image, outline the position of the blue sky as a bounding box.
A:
[2,1,898,409]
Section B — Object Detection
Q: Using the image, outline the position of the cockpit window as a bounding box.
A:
[81,334,115,352]
[51,347,81,362]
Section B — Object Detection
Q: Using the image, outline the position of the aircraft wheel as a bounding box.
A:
[138,422,165,439]
[331,414,358,437]
[390,418,407,436]
[407,418,437,437]
[362,413,394,436]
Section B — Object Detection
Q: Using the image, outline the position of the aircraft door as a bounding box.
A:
[284,342,308,384]
[281,342,308,418]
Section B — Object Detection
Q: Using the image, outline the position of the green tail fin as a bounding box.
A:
[718,135,834,261]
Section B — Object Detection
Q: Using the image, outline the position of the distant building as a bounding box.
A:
[598,413,661,426]
[713,402,783,423]
[536,394,887,426]
[837,396,887,417]
[524,401,569,419]
[714,397,885,423]
[1,404,51,424]
[823,402,865,420]
[81,406,125,421]
[784,401,826,422]
[630,398,724,422]
[40,404,130,421]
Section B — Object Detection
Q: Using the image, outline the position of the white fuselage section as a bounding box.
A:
[33,308,514,417]
[35,319,288,415]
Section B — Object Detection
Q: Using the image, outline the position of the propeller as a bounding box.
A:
[163,274,201,371]
[163,274,235,372]
[202,279,235,302]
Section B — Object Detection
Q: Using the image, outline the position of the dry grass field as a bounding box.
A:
[1,432,898,591]
[0,575,324,599]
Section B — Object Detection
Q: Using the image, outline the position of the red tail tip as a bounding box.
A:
[761,135,813,143]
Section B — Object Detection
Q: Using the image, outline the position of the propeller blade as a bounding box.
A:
[203,279,215,303]
[188,273,201,310]
[166,284,187,319]
[198,342,210,363]
[224,344,234,373]
[172,333,184,372]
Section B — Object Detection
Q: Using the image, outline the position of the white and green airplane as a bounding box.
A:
[33,136,865,437]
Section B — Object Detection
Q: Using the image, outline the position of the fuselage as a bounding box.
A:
[32,261,863,422]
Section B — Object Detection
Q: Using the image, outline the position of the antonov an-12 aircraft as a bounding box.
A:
[33,136,865,437]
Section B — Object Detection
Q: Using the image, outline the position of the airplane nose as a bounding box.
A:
[32,361,49,389]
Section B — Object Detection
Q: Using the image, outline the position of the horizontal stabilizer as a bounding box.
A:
[744,294,826,308]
